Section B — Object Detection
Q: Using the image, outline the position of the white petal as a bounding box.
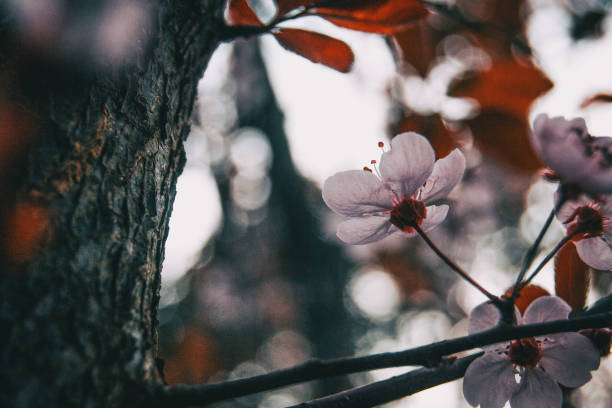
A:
[420,149,466,203]
[379,132,435,199]
[510,368,562,408]
[463,352,517,408]
[336,216,394,245]
[539,332,600,387]
[322,170,394,217]
[522,296,571,325]
[576,237,612,270]
[421,204,449,232]
[468,301,503,334]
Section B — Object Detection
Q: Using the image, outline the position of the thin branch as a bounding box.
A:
[412,223,498,301]
[521,231,579,287]
[286,354,481,408]
[512,208,555,294]
[153,310,612,407]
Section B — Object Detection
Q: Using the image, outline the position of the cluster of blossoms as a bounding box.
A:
[531,114,612,270]
[321,114,612,408]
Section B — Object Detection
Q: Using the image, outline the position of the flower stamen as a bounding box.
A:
[508,337,542,368]
[389,198,426,233]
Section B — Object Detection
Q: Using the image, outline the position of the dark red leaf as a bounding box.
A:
[505,284,550,315]
[226,0,263,26]
[310,0,429,34]
[555,242,590,315]
[3,200,51,264]
[272,28,354,72]
[393,113,457,158]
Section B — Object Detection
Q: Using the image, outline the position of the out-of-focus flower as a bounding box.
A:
[556,194,612,270]
[531,114,612,195]
[463,296,600,408]
[322,132,465,245]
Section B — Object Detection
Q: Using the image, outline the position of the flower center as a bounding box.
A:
[566,206,605,240]
[389,198,426,233]
[508,338,542,368]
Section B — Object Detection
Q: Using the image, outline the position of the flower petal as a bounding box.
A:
[463,352,517,408]
[509,368,562,408]
[421,204,449,232]
[468,301,503,335]
[336,216,394,245]
[522,296,571,325]
[322,170,393,217]
[576,237,612,270]
[420,148,466,203]
[379,132,435,199]
[531,115,591,183]
[539,332,600,387]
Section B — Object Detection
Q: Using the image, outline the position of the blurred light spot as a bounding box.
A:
[248,0,277,25]
[230,127,272,177]
[348,268,400,321]
[230,361,267,380]
[95,0,150,65]
[519,179,564,246]
[259,393,299,408]
[162,167,222,283]
[257,330,311,370]
[397,310,451,347]
[232,174,272,210]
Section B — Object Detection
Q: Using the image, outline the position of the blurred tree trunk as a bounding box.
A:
[0,1,226,407]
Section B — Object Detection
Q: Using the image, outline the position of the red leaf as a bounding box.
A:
[506,284,550,315]
[226,0,262,26]
[464,110,543,173]
[450,59,553,119]
[555,242,590,315]
[310,0,429,34]
[393,113,457,158]
[272,28,354,72]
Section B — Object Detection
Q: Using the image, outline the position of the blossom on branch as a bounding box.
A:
[557,194,612,270]
[463,296,600,408]
[530,114,612,195]
[322,132,465,244]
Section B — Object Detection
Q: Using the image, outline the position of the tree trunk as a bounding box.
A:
[0,1,225,406]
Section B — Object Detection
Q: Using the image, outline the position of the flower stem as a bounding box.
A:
[412,224,498,301]
[520,230,580,288]
[511,209,555,296]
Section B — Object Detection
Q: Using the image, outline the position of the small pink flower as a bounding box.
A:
[322,132,465,245]
[463,296,600,408]
[556,194,612,270]
[531,114,612,195]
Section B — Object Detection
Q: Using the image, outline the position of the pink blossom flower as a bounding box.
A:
[322,132,466,245]
[531,114,612,195]
[463,296,600,408]
[556,194,612,270]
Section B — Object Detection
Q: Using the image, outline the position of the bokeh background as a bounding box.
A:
[12,0,604,406]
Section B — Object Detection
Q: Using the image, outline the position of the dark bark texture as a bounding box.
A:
[0,1,225,406]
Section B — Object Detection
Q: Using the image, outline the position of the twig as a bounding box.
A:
[512,208,555,294]
[286,354,481,408]
[152,309,612,407]
[521,231,579,287]
[412,223,498,301]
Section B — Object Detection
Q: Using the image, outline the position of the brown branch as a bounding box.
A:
[152,307,612,407]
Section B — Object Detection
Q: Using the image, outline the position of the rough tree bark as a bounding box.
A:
[0,1,227,407]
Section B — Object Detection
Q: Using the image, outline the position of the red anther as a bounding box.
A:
[378,142,384,148]
[363,166,372,172]
[370,159,377,164]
